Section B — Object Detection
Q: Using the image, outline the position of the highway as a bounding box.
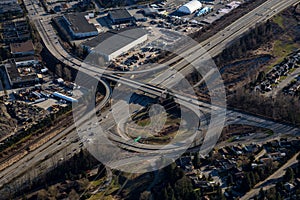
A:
[0,78,112,194]
[22,0,299,164]
[30,0,300,75]
[1,0,299,196]
[24,0,299,118]
[27,0,299,120]
[63,0,300,172]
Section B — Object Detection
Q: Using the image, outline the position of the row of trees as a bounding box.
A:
[0,47,10,62]
[0,104,71,155]
[228,88,300,125]
[211,12,300,125]
[253,154,300,200]
[225,143,300,198]
[145,162,225,200]
[214,20,276,66]
[14,150,105,199]
[191,0,266,43]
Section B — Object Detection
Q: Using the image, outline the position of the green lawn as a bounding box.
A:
[136,119,151,127]
[273,40,296,58]
[265,40,299,72]
[272,15,284,29]
[90,178,105,187]
[265,130,274,136]
[88,193,114,200]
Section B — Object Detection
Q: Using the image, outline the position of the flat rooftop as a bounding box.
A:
[0,2,22,14]
[0,0,18,4]
[109,9,132,20]
[82,27,148,55]
[14,55,38,62]
[63,13,97,34]
[10,40,34,54]
[5,61,37,85]
[1,19,27,31]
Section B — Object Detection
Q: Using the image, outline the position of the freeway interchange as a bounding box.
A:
[1,0,300,196]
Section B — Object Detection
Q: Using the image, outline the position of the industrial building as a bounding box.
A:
[0,1,22,15]
[0,20,30,43]
[4,61,39,88]
[0,0,18,4]
[108,9,134,24]
[52,92,78,103]
[2,20,28,32]
[128,10,147,22]
[142,7,159,17]
[82,28,148,61]
[178,0,202,14]
[60,13,98,39]
[200,0,215,3]
[195,6,213,16]
[14,56,39,67]
[10,40,35,56]
[226,1,241,9]
[2,30,30,43]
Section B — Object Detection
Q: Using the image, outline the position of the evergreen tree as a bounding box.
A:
[167,184,175,200]
[193,153,201,168]
[250,171,257,186]
[275,192,282,200]
[246,173,252,190]
[227,174,234,186]
[174,176,194,200]
[259,188,265,200]
[284,167,294,182]
[162,187,168,200]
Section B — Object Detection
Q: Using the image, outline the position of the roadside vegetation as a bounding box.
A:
[193,5,300,126]
[128,96,183,145]
[252,154,300,200]
[9,150,108,200]
[0,105,72,158]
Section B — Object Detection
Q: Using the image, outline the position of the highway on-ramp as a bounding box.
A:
[1,0,299,196]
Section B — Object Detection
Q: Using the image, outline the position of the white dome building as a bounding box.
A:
[178,0,202,14]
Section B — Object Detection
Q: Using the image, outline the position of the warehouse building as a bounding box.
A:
[1,21,30,43]
[0,0,18,4]
[200,0,215,3]
[178,0,202,14]
[0,2,22,15]
[61,13,98,39]
[142,7,159,17]
[108,9,134,24]
[82,28,147,61]
[4,60,39,88]
[52,92,78,103]
[14,56,39,67]
[10,40,35,57]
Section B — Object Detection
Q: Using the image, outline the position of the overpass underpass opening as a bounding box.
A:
[72,27,227,173]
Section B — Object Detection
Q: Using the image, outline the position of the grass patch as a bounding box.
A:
[136,119,151,127]
[265,130,274,136]
[88,179,120,200]
[16,134,32,146]
[272,15,284,29]
[227,136,236,143]
[265,40,299,72]
[88,193,114,200]
[90,178,104,187]
[279,75,287,82]
[289,67,297,74]
[105,186,119,195]
[273,40,296,58]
